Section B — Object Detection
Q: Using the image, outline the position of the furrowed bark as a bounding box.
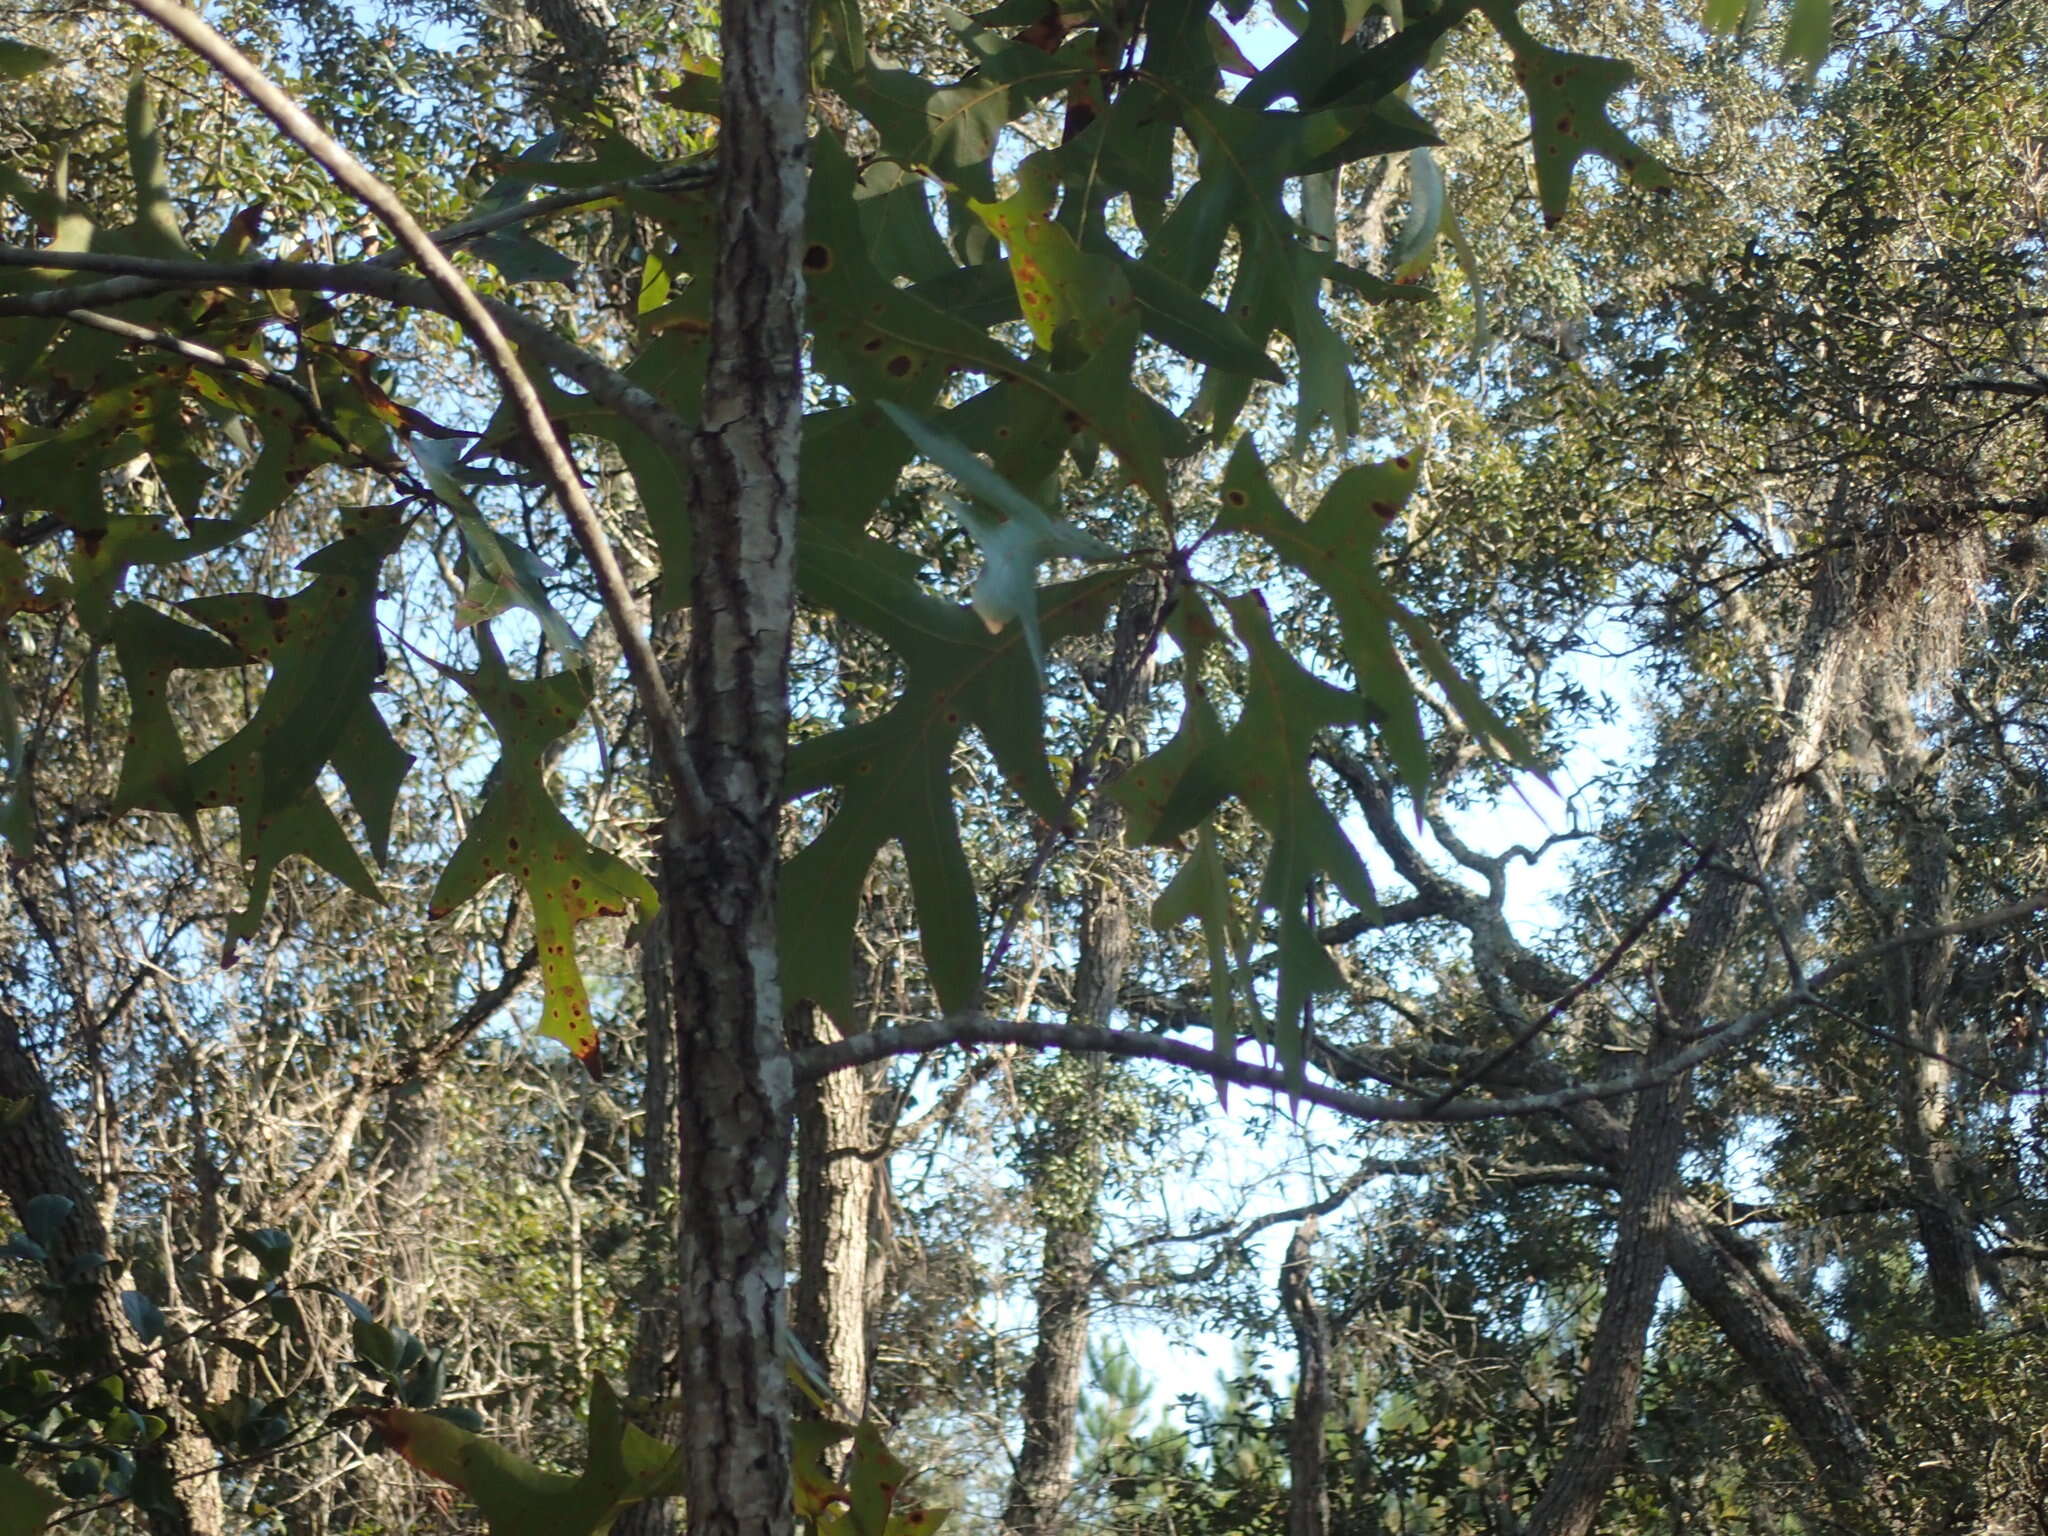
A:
[619,870,685,1536]
[664,1,807,1532]
[1339,718,1890,1514]
[792,1002,879,1416]
[1279,1218,1331,1536]
[1525,552,1862,1536]
[1872,674,1980,1334]
[1001,584,1156,1536]
[999,948,1121,1536]
[0,1009,224,1536]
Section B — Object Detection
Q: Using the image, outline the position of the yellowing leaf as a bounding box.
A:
[969,153,1134,351]
[428,632,656,1077]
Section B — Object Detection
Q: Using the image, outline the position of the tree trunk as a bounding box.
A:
[0,1008,225,1536]
[1279,1218,1330,1536]
[1872,677,1980,1334]
[1525,550,1863,1536]
[617,889,685,1536]
[1334,736,1886,1517]
[664,2,806,1532]
[1001,586,1156,1536]
[523,0,640,131]
[1551,1088,1882,1509]
[792,1002,879,1416]
[618,609,688,1536]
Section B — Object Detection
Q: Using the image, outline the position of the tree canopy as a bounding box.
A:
[1,0,2046,1534]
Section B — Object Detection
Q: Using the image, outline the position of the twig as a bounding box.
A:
[1418,844,1716,1115]
[0,248,691,468]
[365,160,717,270]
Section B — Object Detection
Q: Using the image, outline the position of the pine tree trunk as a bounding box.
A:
[663,1,806,1531]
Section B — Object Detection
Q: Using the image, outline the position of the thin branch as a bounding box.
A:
[54,307,411,484]
[1100,1154,1424,1289]
[1419,844,1715,1115]
[0,247,691,467]
[96,0,706,826]
[798,894,2048,1122]
[367,161,718,271]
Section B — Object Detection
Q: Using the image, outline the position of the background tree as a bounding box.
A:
[3,3,2046,1536]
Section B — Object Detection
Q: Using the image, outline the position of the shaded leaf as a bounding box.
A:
[0,1466,61,1534]
[783,521,1125,1021]
[878,399,1119,670]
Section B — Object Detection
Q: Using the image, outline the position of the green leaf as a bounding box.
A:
[1120,590,1376,1085]
[451,510,585,662]
[828,21,1088,200]
[471,231,579,284]
[136,507,408,950]
[120,1290,167,1345]
[427,633,656,1077]
[1702,0,1748,31]
[233,1226,293,1279]
[23,1193,72,1247]
[0,1464,62,1532]
[794,1419,853,1519]
[1481,2,1676,226]
[1121,258,1284,383]
[1152,823,1262,1082]
[1388,149,1445,281]
[878,400,1120,671]
[370,1375,679,1536]
[783,522,1126,1021]
[0,37,57,78]
[808,138,1191,501]
[124,75,191,256]
[1215,440,1535,793]
[1780,0,1832,70]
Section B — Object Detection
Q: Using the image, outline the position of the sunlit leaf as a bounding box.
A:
[0,36,57,79]
[1481,1,1676,226]
[427,632,655,1077]
[368,1375,679,1536]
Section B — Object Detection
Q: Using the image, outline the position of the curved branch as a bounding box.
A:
[801,893,2048,1122]
[0,246,693,471]
[123,0,707,827]
[793,1002,1787,1123]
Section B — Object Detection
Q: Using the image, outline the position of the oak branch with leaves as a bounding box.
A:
[0,1,1909,1534]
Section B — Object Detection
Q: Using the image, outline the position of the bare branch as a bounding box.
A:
[800,893,2048,1122]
